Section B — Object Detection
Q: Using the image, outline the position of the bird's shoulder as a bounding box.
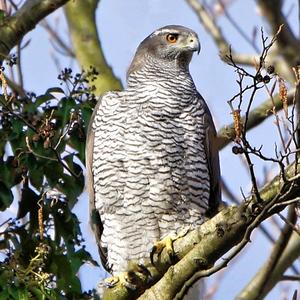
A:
[97,91,124,109]
[92,91,127,126]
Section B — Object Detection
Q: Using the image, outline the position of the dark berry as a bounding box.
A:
[267,65,275,74]
[263,75,270,83]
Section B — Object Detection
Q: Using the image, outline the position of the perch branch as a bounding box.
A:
[102,163,300,300]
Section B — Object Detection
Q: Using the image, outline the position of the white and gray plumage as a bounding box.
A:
[86,25,221,277]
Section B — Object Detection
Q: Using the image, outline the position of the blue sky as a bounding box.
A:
[14,0,300,299]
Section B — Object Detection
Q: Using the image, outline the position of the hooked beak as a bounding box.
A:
[189,36,200,54]
[182,34,200,54]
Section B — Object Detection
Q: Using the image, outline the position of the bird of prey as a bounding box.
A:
[86,24,221,293]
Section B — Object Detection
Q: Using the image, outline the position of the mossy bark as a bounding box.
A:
[64,0,123,96]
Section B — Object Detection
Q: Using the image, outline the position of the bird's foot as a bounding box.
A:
[150,227,190,264]
[151,236,174,264]
[104,272,136,290]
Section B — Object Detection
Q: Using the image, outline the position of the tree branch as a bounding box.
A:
[64,0,123,95]
[0,0,70,60]
[102,162,300,300]
[236,230,300,300]
[217,88,295,150]
[237,204,297,300]
[257,0,300,68]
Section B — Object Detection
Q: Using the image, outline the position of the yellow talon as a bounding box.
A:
[150,227,191,264]
[104,272,136,290]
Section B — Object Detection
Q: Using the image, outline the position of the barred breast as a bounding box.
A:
[92,72,211,273]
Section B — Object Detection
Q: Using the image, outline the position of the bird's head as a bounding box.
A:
[127,25,200,79]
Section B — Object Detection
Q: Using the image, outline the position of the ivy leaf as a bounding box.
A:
[17,185,40,221]
[52,201,81,246]
[57,97,76,129]
[34,93,54,108]
[50,253,82,294]
[46,87,65,95]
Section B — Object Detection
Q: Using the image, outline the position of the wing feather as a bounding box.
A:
[85,96,109,271]
[200,96,221,215]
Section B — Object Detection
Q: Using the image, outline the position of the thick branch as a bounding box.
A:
[0,0,70,60]
[138,206,250,300]
[217,89,295,150]
[237,205,297,300]
[103,163,300,300]
[236,231,300,300]
[64,0,123,95]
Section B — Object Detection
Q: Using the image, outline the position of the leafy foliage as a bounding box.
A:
[0,64,99,299]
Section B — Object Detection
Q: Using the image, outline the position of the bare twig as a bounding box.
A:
[16,41,24,88]
[278,209,300,236]
[25,136,56,161]
[218,89,295,149]
[185,0,258,65]
[280,275,300,281]
[257,0,300,68]
[217,0,260,52]
[41,20,75,57]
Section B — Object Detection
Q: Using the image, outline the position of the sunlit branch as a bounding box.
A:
[0,0,70,60]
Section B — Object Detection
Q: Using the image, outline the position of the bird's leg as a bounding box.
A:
[104,272,136,290]
[151,236,174,264]
[150,227,191,264]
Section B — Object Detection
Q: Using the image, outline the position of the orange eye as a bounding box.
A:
[166,34,178,43]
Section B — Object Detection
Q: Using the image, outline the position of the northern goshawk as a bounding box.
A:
[86,25,221,295]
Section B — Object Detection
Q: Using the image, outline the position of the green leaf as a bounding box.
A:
[17,287,29,300]
[29,166,44,189]
[56,154,84,207]
[7,285,19,299]
[81,105,93,134]
[57,174,81,207]
[24,154,44,189]
[74,248,99,268]
[69,134,86,163]
[34,93,54,107]
[57,97,76,129]
[0,239,9,250]
[46,87,65,95]
[0,131,7,157]
[11,118,25,135]
[50,253,82,294]
[0,291,9,300]
[43,160,63,188]
[51,201,81,246]
[64,154,84,183]
[17,185,40,220]
[0,181,13,211]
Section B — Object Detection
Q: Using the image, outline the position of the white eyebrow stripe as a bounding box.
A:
[151,28,181,37]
